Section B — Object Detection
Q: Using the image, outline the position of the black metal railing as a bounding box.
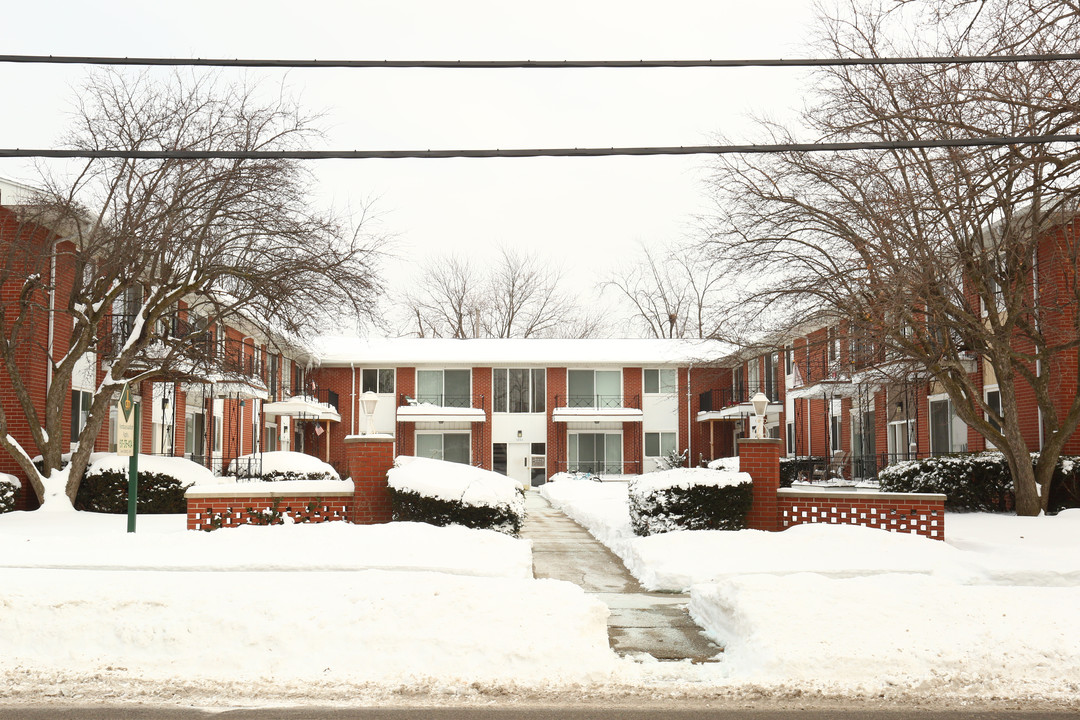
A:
[555,394,641,410]
[181,452,264,479]
[782,451,938,484]
[401,393,478,409]
[699,382,780,412]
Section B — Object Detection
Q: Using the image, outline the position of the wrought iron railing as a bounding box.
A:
[555,394,641,410]
[698,382,780,412]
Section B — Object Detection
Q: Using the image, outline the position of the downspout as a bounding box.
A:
[350,362,356,436]
[47,241,57,391]
[686,362,693,466]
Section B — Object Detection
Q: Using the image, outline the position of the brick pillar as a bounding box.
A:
[345,435,395,524]
[739,437,782,532]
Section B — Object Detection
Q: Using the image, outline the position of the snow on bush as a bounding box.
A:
[878,451,1080,513]
[231,450,341,482]
[388,456,526,535]
[706,456,739,472]
[628,467,753,536]
[0,472,19,514]
[77,454,215,514]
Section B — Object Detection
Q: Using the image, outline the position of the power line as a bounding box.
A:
[1,134,1077,161]
[2,53,1080,69]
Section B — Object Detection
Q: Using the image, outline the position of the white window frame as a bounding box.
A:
[415,431,471,464]
[643,368,678,394]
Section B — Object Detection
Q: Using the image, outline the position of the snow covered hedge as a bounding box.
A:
[628,467,753,536]
[0,472,19,513]
[231,451,341,483]
[877,452,1080,512]
[387,456,526,535]
[76,455,214,514]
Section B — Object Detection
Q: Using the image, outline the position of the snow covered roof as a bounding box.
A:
[311,336,734,367]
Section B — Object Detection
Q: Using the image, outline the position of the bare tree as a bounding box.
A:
[707,0,1080,515]
[603,242,725,338]
[401,246,603,338]
[0,70,383,506]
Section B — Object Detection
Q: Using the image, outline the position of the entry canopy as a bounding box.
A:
[262,395,341,422]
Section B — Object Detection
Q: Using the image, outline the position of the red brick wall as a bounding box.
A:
[624,367,643,473]
[547,367,566,473]
[779,491,945,541]
[472,367,492,469]
[345,435,395,523]
[396,367,416,456]
[187,494,353,531]
[739,437,781,531]
[308,365,356,477]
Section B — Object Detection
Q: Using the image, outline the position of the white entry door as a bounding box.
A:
[507,442,531,486]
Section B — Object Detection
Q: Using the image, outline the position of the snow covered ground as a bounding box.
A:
[542,477,1080,701]
[1,476,1078,707]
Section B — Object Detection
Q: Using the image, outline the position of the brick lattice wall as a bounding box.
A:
[778,489,946,540]
[186,494,353,531]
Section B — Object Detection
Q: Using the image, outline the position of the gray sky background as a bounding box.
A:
[0,0,819,334]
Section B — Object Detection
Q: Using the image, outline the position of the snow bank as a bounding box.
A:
[87,454,215,487]
[230,450,341,480]
[0,513,532,578]
[629,466,750,493]
[389,456,525,514]
[706,457,739,472]
[0,568,615,685]
[689,573,1080,697]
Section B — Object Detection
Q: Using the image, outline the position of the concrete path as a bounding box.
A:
[520,491,720,662]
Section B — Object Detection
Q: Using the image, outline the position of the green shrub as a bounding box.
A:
[75,469,187,514]
[629,476,753,536]
[389,487,524,535]
[877,452,1080,513]
[0,476,17,513]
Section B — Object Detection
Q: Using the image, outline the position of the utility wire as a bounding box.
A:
[1,134,1077,161]
[2,53,1080,69]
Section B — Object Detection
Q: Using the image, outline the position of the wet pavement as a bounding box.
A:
[519,491,720,662]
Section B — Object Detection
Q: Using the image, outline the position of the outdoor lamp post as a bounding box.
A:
[361,390,378,435]
[751,391,769,439]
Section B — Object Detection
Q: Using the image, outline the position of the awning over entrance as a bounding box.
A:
[552,407,644,423]
[397,404,486,423]
[263,395,341,423]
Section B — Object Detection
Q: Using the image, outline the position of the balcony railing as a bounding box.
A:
[553,459,642,476]
[555,394,641,410]
[699,383,780,413]
[401,393,477,409]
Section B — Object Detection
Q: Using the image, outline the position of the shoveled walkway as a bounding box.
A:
[520,491,720,662]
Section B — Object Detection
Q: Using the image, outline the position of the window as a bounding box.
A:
[732,365,744,401]
[362,368,395,394]
[747,358,760,398]
[416,369,470,407]
[645,431,676,458]
[531,442,547,485]
[929,397,968,455]
[785,345,793,375]
[493,368,545,413]
[416,432,470,464]
[786,421,795,455]
[70,390,92,443]
[567,369,621,408]
[268,354,280,398]
[764,352,778,400]
[830,415,842,453]
[985,388,1002,432]
[185,410,206,458]
[643,368,677,394]
[493,443,508,475]
[568,432,622,474]
[264,424,278,452]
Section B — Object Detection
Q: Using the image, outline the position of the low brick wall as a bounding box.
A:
[777,487,946,540]
[185,483,355,531]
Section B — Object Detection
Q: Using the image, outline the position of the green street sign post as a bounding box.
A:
[116,383,139,533]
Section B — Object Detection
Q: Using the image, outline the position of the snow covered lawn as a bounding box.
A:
[0,509,615,696]
[542,476,1080,698]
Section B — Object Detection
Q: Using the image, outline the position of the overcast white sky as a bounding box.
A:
[0,0,819,333]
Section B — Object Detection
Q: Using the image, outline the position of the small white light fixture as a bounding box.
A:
[361,390,378,435]
[751,391,769,439]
